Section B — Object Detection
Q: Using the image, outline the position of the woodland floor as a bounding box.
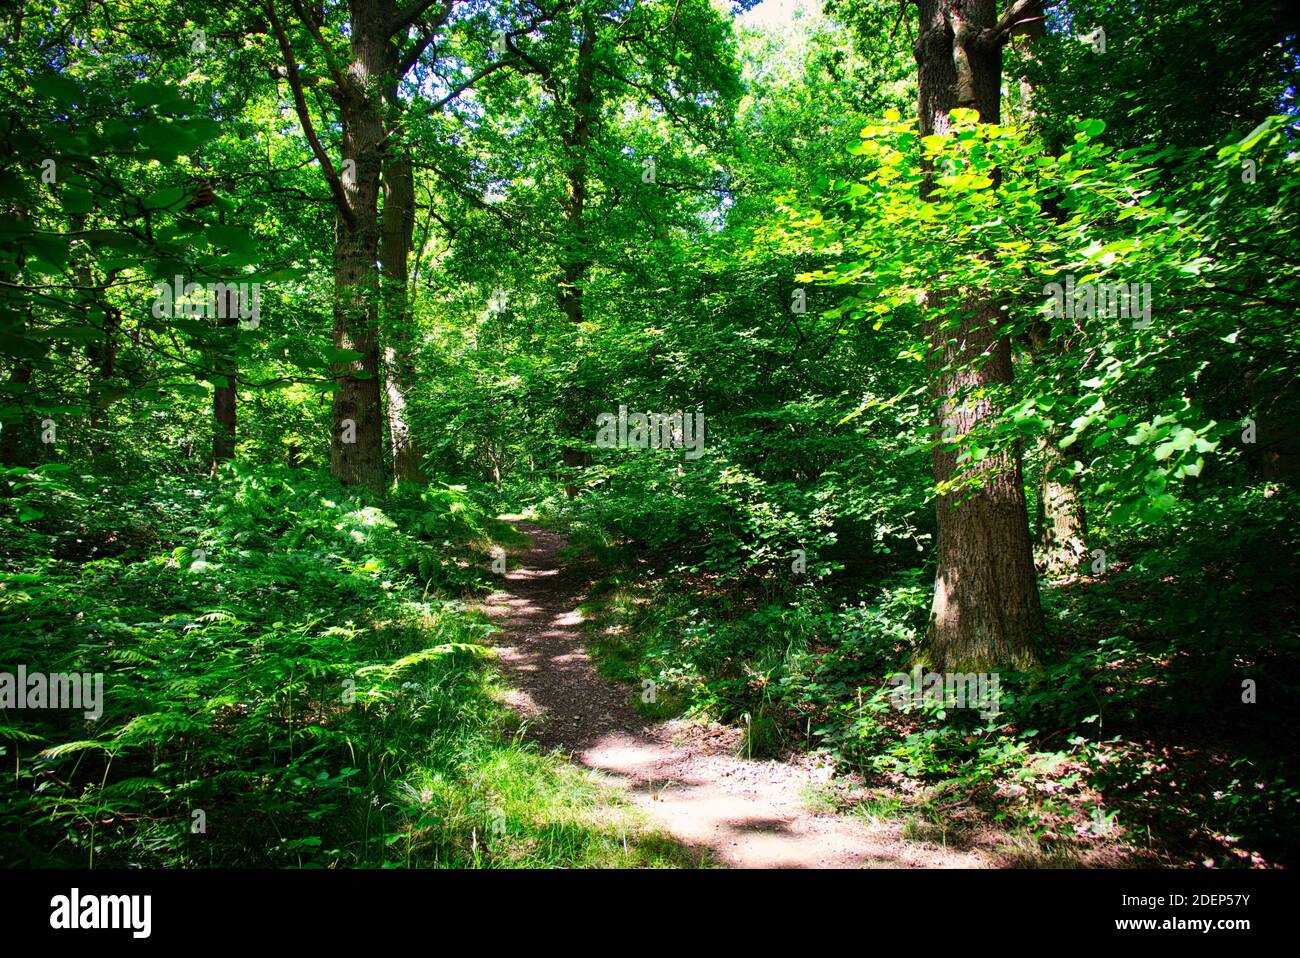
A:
[481,523,989,868]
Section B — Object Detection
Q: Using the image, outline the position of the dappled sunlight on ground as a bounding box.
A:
[482,524,990,869]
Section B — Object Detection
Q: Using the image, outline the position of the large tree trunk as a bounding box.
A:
[211,374,237,467]
[917,0,1043,671]
[380,149,426,485]
[328,0,388,492]
[272,0,458,491]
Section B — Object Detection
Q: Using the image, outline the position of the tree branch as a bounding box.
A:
[264,0,356,227]
[288,0,350,93]
[987,0,1049,47]
[426,58,517,111]
[391,0,453,36]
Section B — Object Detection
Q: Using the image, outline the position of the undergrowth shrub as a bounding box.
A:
[0,464,686,868]
[576,482,1299,864]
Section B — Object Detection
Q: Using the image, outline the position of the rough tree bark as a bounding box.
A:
[324,0,388,491]
[917,0,1045,671]
[269,0,460,492]
[1035,434,1088,573]
[380,149,426,485]
[210,287,238,469]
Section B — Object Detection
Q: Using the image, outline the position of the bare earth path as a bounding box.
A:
[482,523,988,869]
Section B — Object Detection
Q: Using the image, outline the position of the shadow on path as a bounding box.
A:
[483,523,988,869]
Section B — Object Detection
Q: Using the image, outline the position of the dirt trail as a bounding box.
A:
[482,524,987,869]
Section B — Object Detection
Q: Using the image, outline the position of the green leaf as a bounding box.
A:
[143,186,188,211]
[1077,118,1106,139]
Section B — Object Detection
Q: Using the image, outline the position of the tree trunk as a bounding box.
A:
[210,286,238,469]
[1035,433,1087,574]
[559,11,596,325]
[211,373,237,468]
[380,149,426,485]
[328,0,388,492]
[917,0,1043,671]
[558,11,598,498]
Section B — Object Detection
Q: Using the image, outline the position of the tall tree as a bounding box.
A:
[915,0,1046,670]
[267,0,466,490]
[377,15,525,486]
[502,0,740,494]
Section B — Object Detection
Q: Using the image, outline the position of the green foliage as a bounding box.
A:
[0,467,688,867]
[2,0,1297,870]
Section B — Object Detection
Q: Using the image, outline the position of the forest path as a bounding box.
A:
[481,523,987,869]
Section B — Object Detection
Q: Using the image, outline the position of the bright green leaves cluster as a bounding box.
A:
[773,102,1300,526]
